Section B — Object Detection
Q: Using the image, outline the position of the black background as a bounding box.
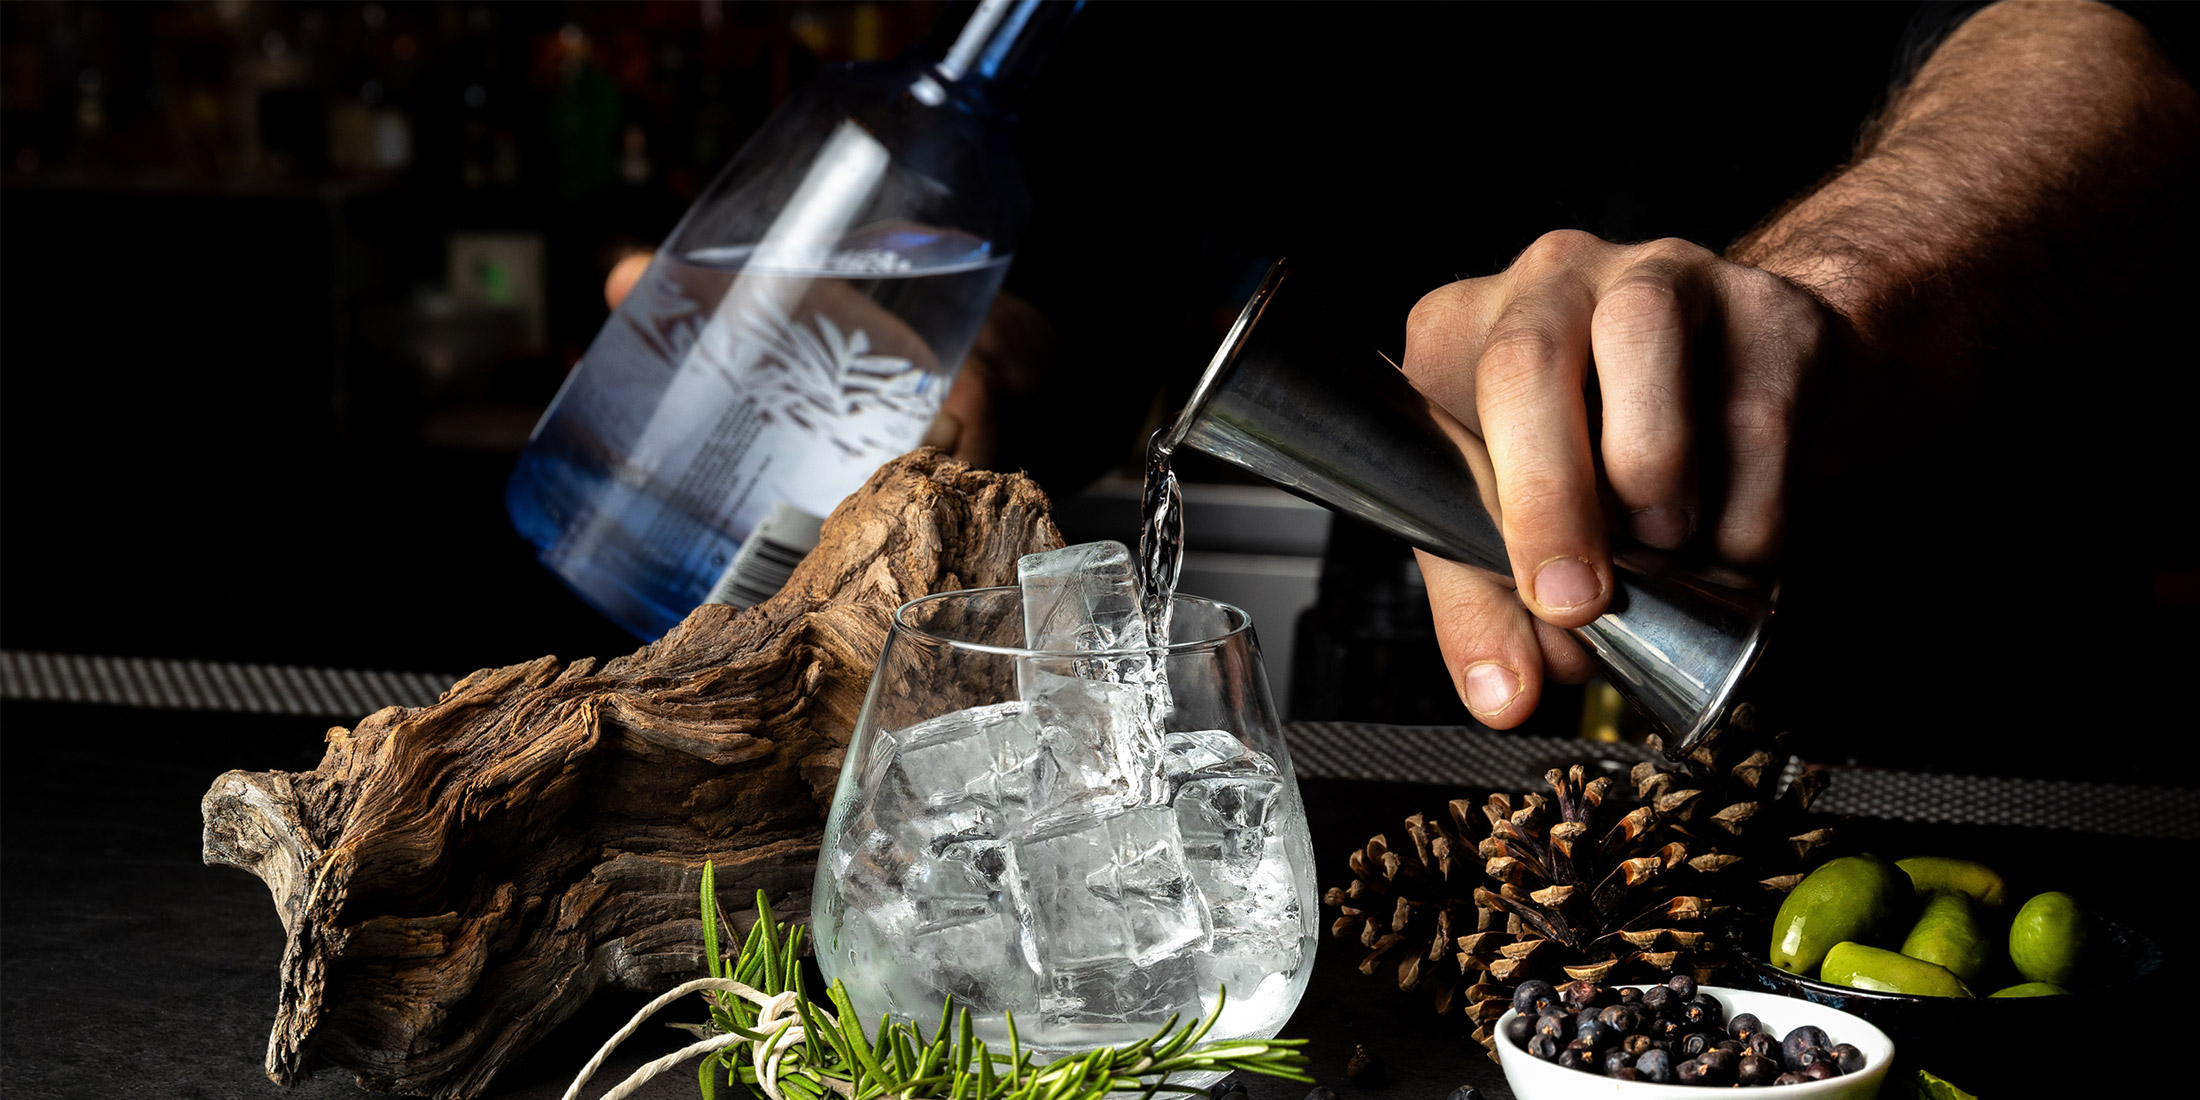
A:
[3,2,2189,773]
[1,2,1913,661]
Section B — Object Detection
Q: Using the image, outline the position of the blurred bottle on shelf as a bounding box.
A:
[505,0,1079,639]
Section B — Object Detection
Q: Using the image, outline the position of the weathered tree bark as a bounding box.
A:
[202,451,1063,1099]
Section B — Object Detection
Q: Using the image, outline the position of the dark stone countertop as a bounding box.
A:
[5,687,2191,1100]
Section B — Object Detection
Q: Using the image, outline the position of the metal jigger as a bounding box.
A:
[1159,260,1775,758]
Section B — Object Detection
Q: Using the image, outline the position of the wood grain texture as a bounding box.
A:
[201,450,1063,1098]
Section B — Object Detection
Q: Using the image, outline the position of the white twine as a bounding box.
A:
[561,977,838,1100]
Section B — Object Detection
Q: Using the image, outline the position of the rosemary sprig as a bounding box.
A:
[564,862,1313,1100]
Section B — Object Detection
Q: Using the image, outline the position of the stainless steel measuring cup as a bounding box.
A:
[1159,260,1775,758]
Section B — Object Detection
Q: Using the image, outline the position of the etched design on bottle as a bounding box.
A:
[505,224,1009,638]
[706,271,927,461]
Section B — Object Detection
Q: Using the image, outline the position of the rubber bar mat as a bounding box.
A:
[1,649,456,718]
[7,652,2189,841]
[1286,720,2199,842]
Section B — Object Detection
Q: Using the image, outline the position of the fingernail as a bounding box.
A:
[1628,506,1694,549]
[1532,555,1602,612]
[1463,661,1522,717]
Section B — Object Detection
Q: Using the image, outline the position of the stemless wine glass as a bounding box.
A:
[812,587,1318,1076]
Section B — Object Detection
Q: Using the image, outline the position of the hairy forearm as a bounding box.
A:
[1731,1,2199,402]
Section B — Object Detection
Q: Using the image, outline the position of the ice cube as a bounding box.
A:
[906,832,1014,934]
[1189,835,1309,1043]
[1159,729,1278,796]
[1016,541,1172,807]
[829,901,1052,1049]
[1012,805,1210,970]
[825,809,922,1025]
[892,831,1037,1016]
[1199,845,1305,956]
[1174,774,1284,872]
[832,805,916,917]
[1018,541,1150,654]
[1025,678,1162,810]
[831,705,1049,1028]
[1041,952,1205,1035]
[884,700,1045,814]
[1175,771,1308,1018]
[898,906,1040,1020]
[1160,728,1248,775]
[859,764,995,871]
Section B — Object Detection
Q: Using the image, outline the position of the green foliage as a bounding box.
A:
[689,867,1311,1100]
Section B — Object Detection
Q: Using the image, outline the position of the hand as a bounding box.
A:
[1401,230,1846,727]
[603,249,1026,467]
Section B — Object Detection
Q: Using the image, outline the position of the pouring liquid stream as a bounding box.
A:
[1136,432,1185,646]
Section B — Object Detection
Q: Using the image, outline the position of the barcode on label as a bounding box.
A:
[706,502,826,609]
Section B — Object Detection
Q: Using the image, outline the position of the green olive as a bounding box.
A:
[1898,891,1998,986]
[1821,941,1976,997]
[1896,855,2009,908]
[2008,891,2090,987]
[1989,981,2071,997]
[1768,853,1911,975]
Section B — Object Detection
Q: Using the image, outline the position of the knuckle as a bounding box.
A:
[1730,262,1786,300]
[1421,565,1528,656]
[1633,236,1713,268]
[1405,283,1473,344]
[1724,268,1828,383]
[1716,266,1779,324]
[1407,281,1473,328]
[1735,267,1821,337]
[1500,474,1580,532]
[1723,386,1797,487]
[1594,276,1685,343]
[1781,292,1830,352]
[1428,586,1506,647]
[1403,280,1491,383]
[1475,326,1564,401]
[1726,383,1794,448]
[1517,228,1601,270]
[1601,409,1688,484]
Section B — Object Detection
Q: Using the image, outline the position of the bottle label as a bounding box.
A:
[706,501,827,608]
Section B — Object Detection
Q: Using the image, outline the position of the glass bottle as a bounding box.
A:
[506,0,1077,638]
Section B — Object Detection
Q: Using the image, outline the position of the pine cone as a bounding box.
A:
[1635,702,1840,900]
[1452,765,1725,1049]
[1321,803,1482,1013]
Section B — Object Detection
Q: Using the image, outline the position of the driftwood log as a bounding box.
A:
[201,451,1064,1099]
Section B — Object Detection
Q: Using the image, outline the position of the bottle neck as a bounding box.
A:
[915,0,1081,115]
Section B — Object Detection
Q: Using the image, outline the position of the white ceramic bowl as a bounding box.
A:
[1494,985,1894,1099]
